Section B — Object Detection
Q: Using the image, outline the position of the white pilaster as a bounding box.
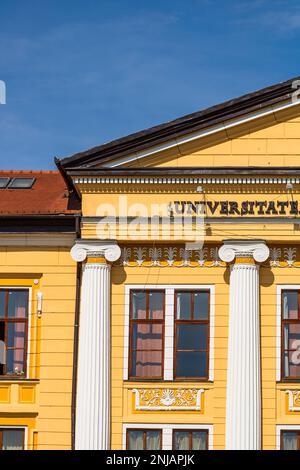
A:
[71,240,121,450]
[218,240,269,450]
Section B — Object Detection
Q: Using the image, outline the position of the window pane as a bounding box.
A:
[192,431,207,450]
[149,292,164,319]
[0,291,5,318]
[146,431,161,450]
[284,324,300,350]
[132,323,163,351]
[283,292,298,319]
[7,290,28,319]
[6,323,25,375]
[127,430,144,450]
[194,292,209,320]
[131,350,162,377]
[0,177,10,189]
[176,292,191,319]
[176,351,207,378]
[282,432,299,450]
[177,324,207,350]
[7,322,25,348]
[174,431,189,450]
[132,292,146,319]
[0,322,4,375]
[283,351,300,378]
[8,178,35,189]
[2,430,24,450]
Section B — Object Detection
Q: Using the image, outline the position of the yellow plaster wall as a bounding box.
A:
[0,246,77,450]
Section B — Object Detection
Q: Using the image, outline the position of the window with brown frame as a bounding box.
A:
[281,291,300,380]
[0,289,29,377]
[126,429,162,450]
[129,290,165,379]
[281,430,300,450]
[0,429,24,450]
[174,291,209,379]
[173,429,208,450]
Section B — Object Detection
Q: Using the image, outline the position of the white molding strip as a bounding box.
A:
[276,285,300,382]
[122,423,213,450]
[74,176,300,186]
[276,424,300,450]
[0,233,76,247]
[123,284,215,382]
[103,98,300,168]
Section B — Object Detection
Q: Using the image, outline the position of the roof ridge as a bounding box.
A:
[0,170,59,175]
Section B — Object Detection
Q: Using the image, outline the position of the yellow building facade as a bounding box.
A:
[2,77,300,450]
[0,171,80,450]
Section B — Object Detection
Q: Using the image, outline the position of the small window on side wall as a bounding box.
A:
[0,289,29,377]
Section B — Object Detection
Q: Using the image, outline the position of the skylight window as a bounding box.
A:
[8,178,35,189]
[0,177,10,188]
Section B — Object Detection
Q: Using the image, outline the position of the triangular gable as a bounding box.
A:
[58,76,300,171]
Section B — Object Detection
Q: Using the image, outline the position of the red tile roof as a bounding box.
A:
[0,171,81,215]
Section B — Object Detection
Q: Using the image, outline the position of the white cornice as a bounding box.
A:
[73,176,300,186]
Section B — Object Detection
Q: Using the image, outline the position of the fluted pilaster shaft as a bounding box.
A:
[75,260,111,450]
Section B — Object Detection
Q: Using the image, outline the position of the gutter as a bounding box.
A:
[55,156,81,201]
[71,214,81,450]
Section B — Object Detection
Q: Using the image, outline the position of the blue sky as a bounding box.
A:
[0,0,300,169]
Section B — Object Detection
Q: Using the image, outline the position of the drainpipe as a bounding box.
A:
[71,215,81,450]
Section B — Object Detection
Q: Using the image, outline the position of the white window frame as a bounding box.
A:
[276,285,300,382]
[276,424,300,450]
[0,425,28,450]
[0,286,32,379]
[123,284,215,381]
[123,423,213,450]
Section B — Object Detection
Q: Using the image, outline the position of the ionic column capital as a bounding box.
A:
[70,239,121,263]
[218,239,269,264]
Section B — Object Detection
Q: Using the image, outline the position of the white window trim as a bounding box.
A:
[276,285,300,382]
[0,286,32,379]
[123,423,213,450]
[123,284,215,381]
[276,424,300,450]
[0,425,28,450]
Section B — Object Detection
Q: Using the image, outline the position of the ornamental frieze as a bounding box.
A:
[116,245,300,268]
[287,391,300,412]
[132,388,204,411]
